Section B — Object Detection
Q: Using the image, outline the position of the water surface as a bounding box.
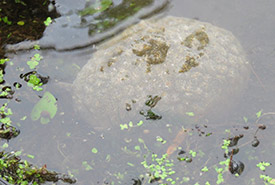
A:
[2,0,275,184]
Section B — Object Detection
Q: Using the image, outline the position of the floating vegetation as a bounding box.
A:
[0,151,76,184]
[0,45,72,184]
[257,162,275,184]
[43,17,52,26]
[115,108,275,184]
[19,51,49,91]
[141,153,176,184]
[0,124,20,140]
[120,120,144,130]
[27,53,43,70]
[0,86,14,99]
[0,103,20,140]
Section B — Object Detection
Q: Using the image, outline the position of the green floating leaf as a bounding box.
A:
[120,123,128,130]
[186,112,195,116]
[34,45,40,50]
[27,53,42,69]
[201,166,209,172]
[257,161,271,171]
[127,162,134,167]
[31,91,57,124]
[138,138,144,144]
[256,110,263,118]
[243,116,248,123]
[128,121,133,127]
[27,154,35,159]
[91,147,98,154]
[20,116,27,121]
[17,21,25,25]
[137,120,143,126]
[28,74,41,86]
[2,143,8,149]
[44,17,52,26]
[134,145,140,151]
[0,58,10,65]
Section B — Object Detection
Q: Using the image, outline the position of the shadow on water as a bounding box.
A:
[1,0,275,184]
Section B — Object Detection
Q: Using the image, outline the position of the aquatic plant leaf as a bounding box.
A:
[186,112,194,116]
[34,45,40,50]
[27,54,42,69]
[137,120,143,126]
[0,58,10,65]
[27,154,35,159]
[17,21,25,25]
[44,17,52,26]
[120,123,128,130]
[28,74,40,86]
[91,147,98,154]
[256,110,263,118]
[31,91,57,124]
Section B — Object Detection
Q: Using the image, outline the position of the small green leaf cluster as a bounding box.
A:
[0,103,13,123]
[0,58,10,84]
[260,175,275,185]
[0,103,20,140]
[141,153,176,184]
[256,109,263,118]
[0,150,76,184]
[257,161,275,184]
[0,16,12,25]
[27,53,42,69]
[257,161,271,171]
[185,111,195,116]
[221,139,230,155]
[214,139,231,184]
[156,136,167,144]
[0,86,13,99]
[120,120,143,130]
[91,147,98,154]
[215,166,225,185]
[26,52,44,91]
[177,149,197,163]
[27,74,43,91]
[201,166,209,172]
[44,17,52,26]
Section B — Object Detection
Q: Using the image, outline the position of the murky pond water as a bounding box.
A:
[1,0,275,184]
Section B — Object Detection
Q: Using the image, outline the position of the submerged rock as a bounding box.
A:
[72,16,249,129]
